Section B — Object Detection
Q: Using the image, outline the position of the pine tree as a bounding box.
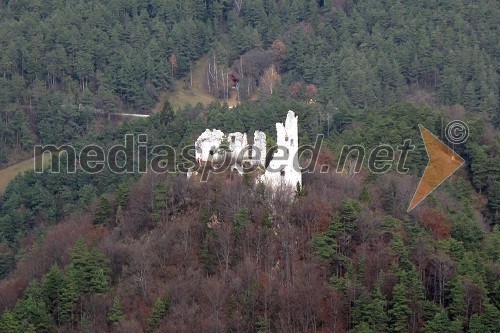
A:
[311,214,339,262]
[365,287,388,332]
[68,238,110,294]
[14,283,52,332]
[466,303,500,333]
[439,67,462,105]
[423,309,461,333]
[340,198,361,235]
[158,101,174,125]
[95,84,117,112]
[352,322,375,333]
[352,285,388,332]
[390,233,411,270]
[89,264,109,294]
[93,196,113,225]
[116,181,130,209]
[464,81,478,112]
[233,207,250,234]
[43,264,65,323]
[359,186,370,203]
[488,182,500,224]
[58,272,80,324]
[467,143,489,194]
[478,303,500,333]
[0,310,22,333]
[0,247,14,279]
[468,314,486,333]
[389,282,411,333]
[148,297,170,332]
[77,184,97,210]
[108,296,125,326]
[152,181,169,224]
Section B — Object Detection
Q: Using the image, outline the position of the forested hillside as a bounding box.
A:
[0,0,498,332]
[0,0,497,165]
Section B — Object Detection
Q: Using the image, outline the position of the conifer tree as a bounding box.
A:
[116,181,130,209]
[59,272,80,324]
[365,287,388,332]
[68,238,110,294]
[340,198,360,235]
[14,284,52,333]
[152,182,169,224]
[389,282,411,333]
[93,196,113,225]
[148,297,170,332]
[108,296,125,326]
[423,310,461,333]
[0,310,22,333]
[43,264,65,323]
[233,207,250,234]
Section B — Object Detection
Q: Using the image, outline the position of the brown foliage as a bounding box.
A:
[0,277,27,311]
[293,191,332,234]
[169,53,178,76]
[290,81,302,100]
[290,82,318,101]
[306,84,318,98]
[417,208,452,239]
[1,145,481,332]
[271,40,286,60]
[0,215,92,311]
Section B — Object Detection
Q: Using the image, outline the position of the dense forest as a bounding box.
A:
[0,0,498,332]
[1,0,498,164]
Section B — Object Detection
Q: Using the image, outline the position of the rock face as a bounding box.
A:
[193,111,301,192]
[261,111,302,189]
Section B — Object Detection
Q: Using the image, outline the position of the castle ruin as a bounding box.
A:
[192,111,301,190]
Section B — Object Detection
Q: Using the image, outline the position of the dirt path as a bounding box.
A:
[1,57,239,193]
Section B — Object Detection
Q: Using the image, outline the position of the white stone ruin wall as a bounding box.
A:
[195,129,225,162]
[228,132,248,162]
[193,111,301,192]
[253,130,267,166]
[195,130,266,166]
[261,111,302,189]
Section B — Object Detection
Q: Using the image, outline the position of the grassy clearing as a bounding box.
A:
[152,57,214,113]
[0,157,34,193]
[1,58,233,193]
[0,155,52,193]
[153,57,239,113]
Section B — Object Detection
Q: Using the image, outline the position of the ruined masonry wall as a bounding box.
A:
[193,111,301,191]
[195,129,224,162]
[261,111,302,188]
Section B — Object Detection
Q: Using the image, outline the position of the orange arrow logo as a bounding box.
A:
[408,125,465,212]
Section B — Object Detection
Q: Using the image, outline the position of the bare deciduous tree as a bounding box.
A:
[260,64,280,96]
[169,53,178,77]
[130,244,152,302]
[234,0,243,15]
